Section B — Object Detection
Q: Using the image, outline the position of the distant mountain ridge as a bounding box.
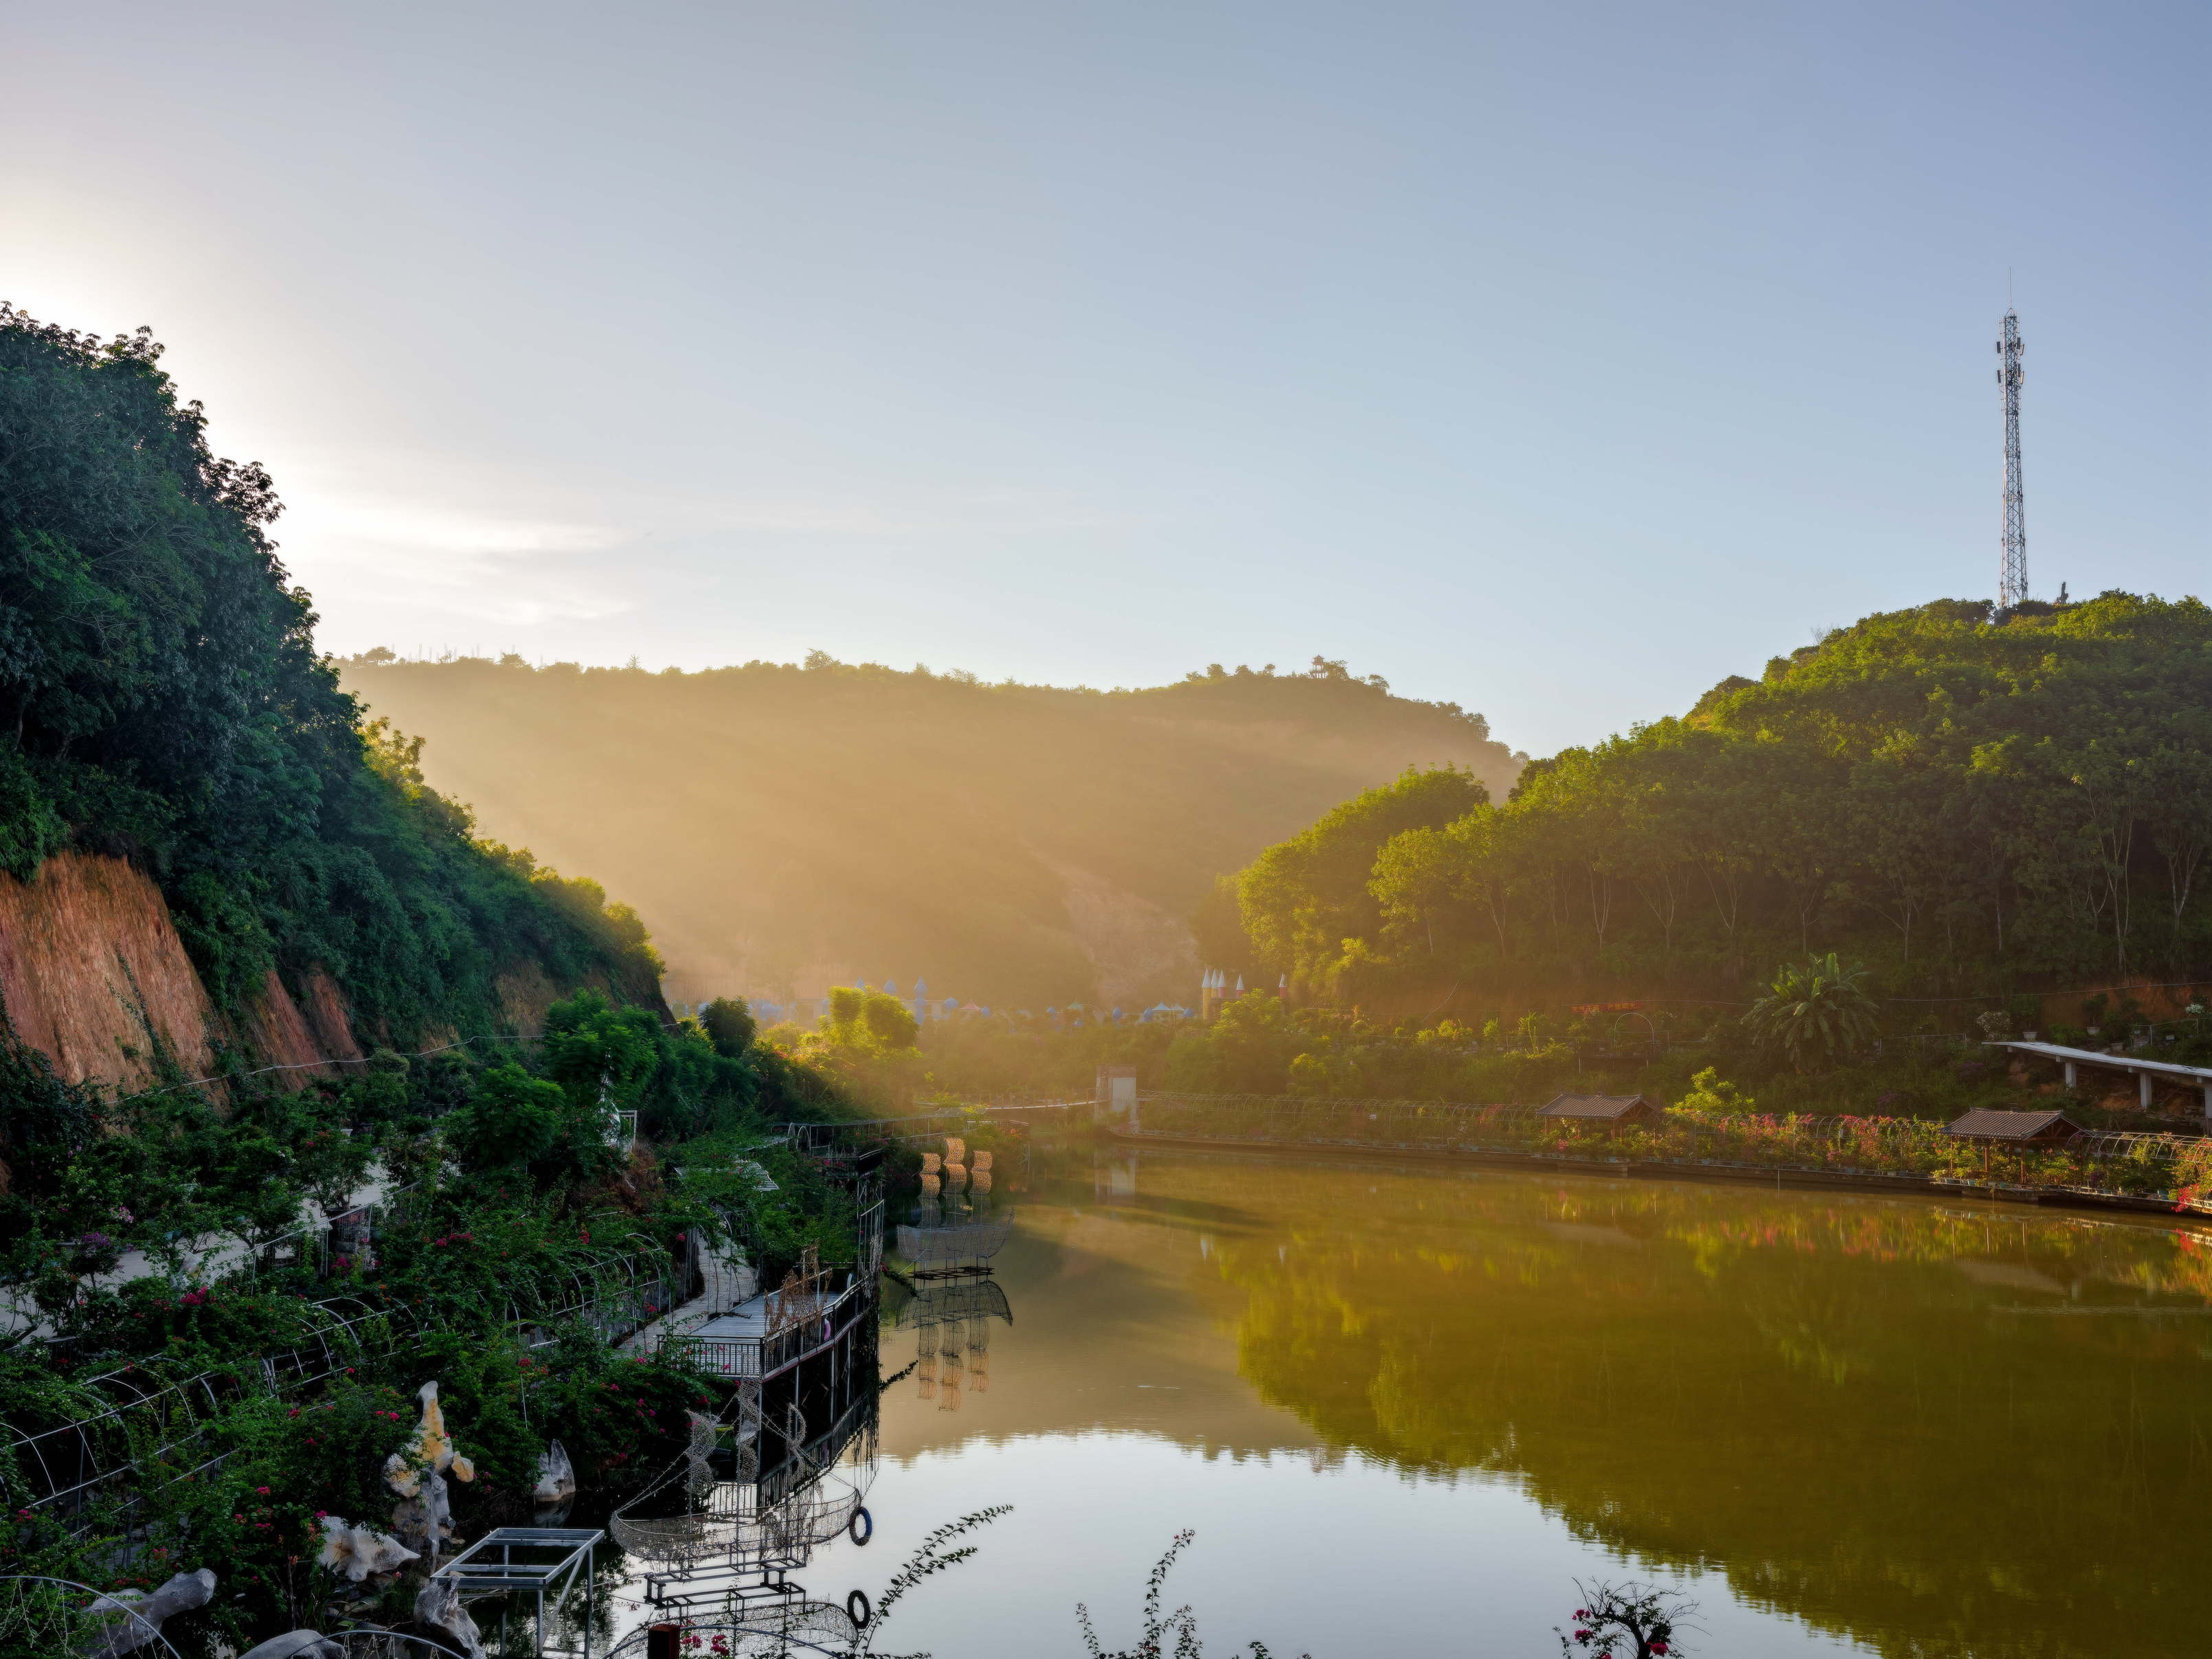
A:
[339,653,1525,1007]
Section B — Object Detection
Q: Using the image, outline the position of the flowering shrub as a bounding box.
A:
[2172,1139,2212,1212]
[1556,1580,1694,1658]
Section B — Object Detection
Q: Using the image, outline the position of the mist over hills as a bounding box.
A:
[338,652,1524,1008]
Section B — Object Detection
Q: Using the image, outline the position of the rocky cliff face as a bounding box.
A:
[0,851,360,1093]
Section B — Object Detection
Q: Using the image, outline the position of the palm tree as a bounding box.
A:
[1743,953,1878,1072]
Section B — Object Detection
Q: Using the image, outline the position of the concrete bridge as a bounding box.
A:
[1991,1040,2212,1125]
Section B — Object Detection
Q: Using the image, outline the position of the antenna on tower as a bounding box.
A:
[1996,305,2027,611]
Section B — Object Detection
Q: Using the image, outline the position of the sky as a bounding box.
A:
[3,1,2204,756]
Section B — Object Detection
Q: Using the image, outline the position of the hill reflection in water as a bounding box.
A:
[870,1151,2211,1658]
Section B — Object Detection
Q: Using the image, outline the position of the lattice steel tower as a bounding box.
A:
[1996,308,2027,609]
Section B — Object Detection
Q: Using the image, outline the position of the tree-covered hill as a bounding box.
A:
[0,306,657,1057]
[1234,595,2212,1013]
[337,653,1524,1008]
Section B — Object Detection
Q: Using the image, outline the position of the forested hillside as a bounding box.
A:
[1237,596,2212,1013]
[0,306,658,1074]
[338,653,1523,1007]
[0,318,883,1651]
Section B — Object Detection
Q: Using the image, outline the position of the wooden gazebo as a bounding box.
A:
[1538,1094,1665,1137]
[1943,1108,2082,1185]
[1943,1109,2082,1145]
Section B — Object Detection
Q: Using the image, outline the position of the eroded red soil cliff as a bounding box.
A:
[0,852,361,1092]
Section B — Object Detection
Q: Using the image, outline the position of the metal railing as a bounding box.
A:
[657,1277,874,1381]
[780,1100,1072,1155]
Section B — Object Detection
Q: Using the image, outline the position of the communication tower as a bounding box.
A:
[1996,308,2027,609]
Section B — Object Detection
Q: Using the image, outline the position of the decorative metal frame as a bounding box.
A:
[430,1527,605,1658]
[603,1602,863,1658]
[333,1629,477,1658]
[610,1388,877,1612]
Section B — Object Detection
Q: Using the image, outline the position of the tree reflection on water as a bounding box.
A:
[1116,1153,2212,1659]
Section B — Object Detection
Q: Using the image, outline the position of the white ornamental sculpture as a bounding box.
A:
[317,1515,420,1582]
[409,1579,486,1659]
[532,1438,577,1509]
[385,1381,477,1568]
[84,1568,216,1656]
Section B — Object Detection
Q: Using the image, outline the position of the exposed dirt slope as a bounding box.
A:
[0,852,371,1093]
[0,852,220,1090]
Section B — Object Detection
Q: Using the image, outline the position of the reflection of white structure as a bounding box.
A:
[894,1204,1012,1276]
[896,1274,1013,1414]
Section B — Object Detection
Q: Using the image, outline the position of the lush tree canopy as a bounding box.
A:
[1239,595,2212,1007]
[0,307,657,1039]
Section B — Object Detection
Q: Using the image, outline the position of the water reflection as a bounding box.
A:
[600,1175,1030,1651]
[1087,1153,2212,1658]
[605,1326,881,1651]
[896,1171,1015,1278]
[598,1151,2211,1658]
[889,1275,1015,1415]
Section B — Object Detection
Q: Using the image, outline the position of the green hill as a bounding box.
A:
[337,653,1524,1008]
[0,306,658,1071]
[1233,594,2212,1014]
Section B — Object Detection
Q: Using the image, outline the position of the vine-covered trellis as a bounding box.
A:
[3,1242,679,1531]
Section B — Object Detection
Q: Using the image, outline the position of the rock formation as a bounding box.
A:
[83,1568,216,1656]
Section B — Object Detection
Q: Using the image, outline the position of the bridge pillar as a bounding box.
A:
[2062,1060,2077,1089]
[2140,1071,2154,1111]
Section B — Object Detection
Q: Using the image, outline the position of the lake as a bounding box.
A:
[824,1147,2211,1658]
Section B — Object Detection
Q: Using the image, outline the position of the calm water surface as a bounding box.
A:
[635,1149,2212,1657]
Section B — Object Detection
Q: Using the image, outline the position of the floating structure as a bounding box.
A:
[606,1123,894,1647]
[894,1139,1015,1280]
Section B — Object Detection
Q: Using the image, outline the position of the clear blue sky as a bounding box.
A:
[5,2,2202,755]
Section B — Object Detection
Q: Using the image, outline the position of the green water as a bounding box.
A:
[865,1149,2212,1656]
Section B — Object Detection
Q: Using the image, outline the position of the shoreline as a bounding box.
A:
[1106,1127,2202,1220]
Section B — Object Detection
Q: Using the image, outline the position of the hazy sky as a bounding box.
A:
[5,2,2202,755]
